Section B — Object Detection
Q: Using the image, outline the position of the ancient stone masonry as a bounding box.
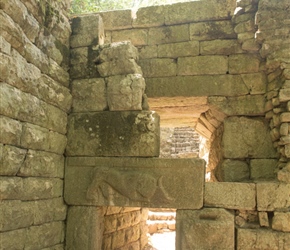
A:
[0,0,71,249]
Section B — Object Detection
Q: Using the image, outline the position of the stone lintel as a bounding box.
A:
[65,157,205,209]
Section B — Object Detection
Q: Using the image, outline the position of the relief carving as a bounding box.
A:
[87,168,174,204]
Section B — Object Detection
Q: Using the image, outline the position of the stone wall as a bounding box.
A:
[0,0,71,248]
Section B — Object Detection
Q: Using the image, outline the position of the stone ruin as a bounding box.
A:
[1,0,290,249]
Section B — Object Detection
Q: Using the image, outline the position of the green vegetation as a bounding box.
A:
[70,0,189,14]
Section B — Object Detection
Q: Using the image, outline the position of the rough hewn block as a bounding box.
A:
[257,183,290,211]
[241,72,267,94]
[146,75,248,97]
[65,157,205,209]
[272,212,290,232]
[148,24,189,45]
[70,14,104,48]
[158,41,199,58]
[133,5,166,27]
[229,54,260,74]
[107,74,145,111]
[0,35,11,54]
[99,9,133,30]
[221,117,277,159]
[190,20,236,41]
[177,56,228,75]
[66,206,104,250]
[250,159,277,180]
[71,78,107,112]
[138,45,157,59]
[139,58,177,77]
[176,208,235,250]
[237,228,290,250]
[0,115,22,146]
[66,111,160,157]
[200,39,242,55]
[204,182,256,210]
[112,29,148,46]
[0,228,26,249]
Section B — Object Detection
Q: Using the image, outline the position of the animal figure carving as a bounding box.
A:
[86,168,173,204]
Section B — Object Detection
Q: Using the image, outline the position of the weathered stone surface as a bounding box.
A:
[70,14,104,48]
[241,72,267,94]
[158,41,199,58]
[65,157,205,209]
[250,159,277,180]
[204,182,256,210]
[0,35,11,55]
[176,208,234,250]
[222,117,277,159]
[258,212,270,227]
[148,24,189,45]
[146,75,249,97]
[18,150,64,178]
[0,115,22,146]
[279,88,290,102]
[0,228,27,249]
[200,39,242,55]
[99,9,132,30]
[208,95,266,116]
[133,5,166,27]
[0,177,63,200]
[272,212,290,232]
[237,228,290,250]
[21,123,67,154]
[0,145,26,176]
[280,112,290,122]
[138,45,157,59]
[215,159,249,182]
[177,56,228,75]
[107,74,145,111]
[190,20,236,41]
[112,29,148,46]
[139,58,177,77]
[71,78,107,112]
[257,183,290,211]
[66,111,160,157]
[66,206,104,250]
[229,54,260,74]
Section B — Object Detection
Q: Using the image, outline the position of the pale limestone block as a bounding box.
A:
[105,206,122,215]
[0,228,26,249]
[112,29,148,46]
[21,123,67,154]
[272,212,290,232]
[0,35,11,55]
[107,74,145,111]
[72,78,107,112]
[221,117,277,159]
[138,45,157,59]
[104,214,117,234]
[139,58,177,77]
[66,206,104,250]
[158,41,199,58]
[204,182,256,210]
[148,24,189,45]
[229,54,260,74]
[18,150,65,178]
[99,9,132,31]
[200,39,242,55]
[279,87,290,102]
[280,112,290,122]
[70,14,104,48]
[190,20,236,41]
[277,163,290,183]
[133,5,166,27]
[257,182,290,211]
[146,75,248,97]
[237,228,290,250]
[208,95,266,116]
[241,72,267,94]
[0,145,26,175]
[177,56,228,75]
[176,208,235,250]
[250,159,277,180]
[111,229,126,249]
[0,116,22,145]
[116,210,141,230]
[258,212,270,227]
[66,111,160,157]
[65,157,205,209]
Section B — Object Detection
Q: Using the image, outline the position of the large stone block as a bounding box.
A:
[250,159,277,180]
[229,54,260,74]
[237,228,290,250]
[133,5,166,27]
[177,56,228,75]
[99,9,132,30]
[66,206,104,250]
[112,29,148,46]
[65,157,205,209]
[208,95,266,116]
[257,183,290,211]
[272,212,290,232]
[241,72,267,95]
[146,75,248,97]
[176,208,235,250]
[139,58,177,77]
[221,117,277,159]
[158,41,199,58]
[148,24,189,45]
[66,111,160,157]
[0,116,22,146]
[70,14,104,48]
[107,74,145,111]
[71,78,107,112]
[204,182,256,210]
[200,39,243,55]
